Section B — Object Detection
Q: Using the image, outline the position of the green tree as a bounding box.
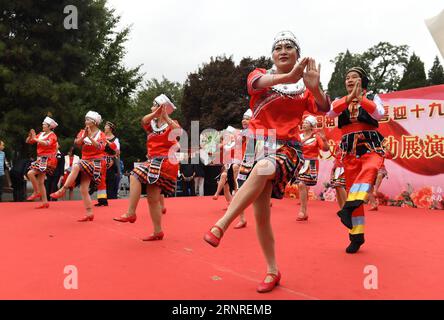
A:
[427,56,444,86]
[327,50,367,98]
[328,42,409,96]
[181,55,272,134]
[0,0,142,160]
[361,42,409,93]
[398,53,427,90]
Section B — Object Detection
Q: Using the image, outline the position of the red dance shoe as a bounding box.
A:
[27,193,41,201]
[233,220,247,229]
[142,231,164,241]
[50,188,66,199]
[78,215,94,222]
[203,225,224,247]
[35,203,49,209]
[162,207,167,215]
[369,206,378,211]
[296,212,308,221]
[113,214,137,223]
[257,271,281,293]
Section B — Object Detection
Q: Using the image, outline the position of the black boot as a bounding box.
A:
[338,200,365,230]
[337,208,353,229]
[346,234,365,254]
[94,198,108,207]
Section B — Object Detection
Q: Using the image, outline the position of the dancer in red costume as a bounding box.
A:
[60,146,80,200]
[50,111,107,222]
[113,94,181,241]
[327,67,385,253]
[204,31,330,293]
[94,121,120,207]
[231,109,254,229]
[25,115,59,209]
[329,141,347,208]
[295,115,329,220]
[212,129,237,210]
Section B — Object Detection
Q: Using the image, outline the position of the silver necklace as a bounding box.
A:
[268,68,305,97]
[272,81,305,96]
[151,119,168,133]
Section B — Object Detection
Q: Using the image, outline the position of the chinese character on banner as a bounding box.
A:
[384,136,399,159]
[410,104,425,118]
[423,135,444,159]
[380,105,390,122]
[428,102,444,117]
[324,116,336,128]
[393,105,408,120]
[401,135,422,159]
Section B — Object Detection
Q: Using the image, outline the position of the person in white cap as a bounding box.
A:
[93,120,120,207]
[60,146,80,200]
[230,108,254,229]
[50,111,107,222]
[212,128,237,210]
[113,94,181,242]
[25,114,59,209]
[294,115,329,220]
[204,30,330,293]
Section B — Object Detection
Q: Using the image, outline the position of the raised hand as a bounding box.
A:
[356,79,363,101]
[154,104,163,117]
[317,130,326,140]
[87,127,96,139]
[286,57,309,83]
[160,105,168,119]
[82,126,89,139]
[303,58,321,91]
[346,79,362,103]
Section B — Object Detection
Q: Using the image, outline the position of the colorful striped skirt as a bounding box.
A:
[78,158,106,186]
[30,156,57,176]
[330,166,346,188]
[239,143,303,199]
[296,159,319,186]
[131,157,178,196]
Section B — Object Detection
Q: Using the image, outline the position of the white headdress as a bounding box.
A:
[243,109,253,119]
[43,116,58,129]
[304,115,317,127]
[153,94,176,115]
[85,111,102,125]
[272,31,300,54]
[225,125,237,134]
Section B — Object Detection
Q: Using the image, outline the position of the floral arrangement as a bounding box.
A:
[410,186,433,209]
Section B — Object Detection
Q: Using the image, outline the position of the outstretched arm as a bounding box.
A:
[253,57,309,89]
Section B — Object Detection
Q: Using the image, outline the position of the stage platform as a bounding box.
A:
[0,197,442,300]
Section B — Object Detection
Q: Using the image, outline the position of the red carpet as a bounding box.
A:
[0,197,443,300]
